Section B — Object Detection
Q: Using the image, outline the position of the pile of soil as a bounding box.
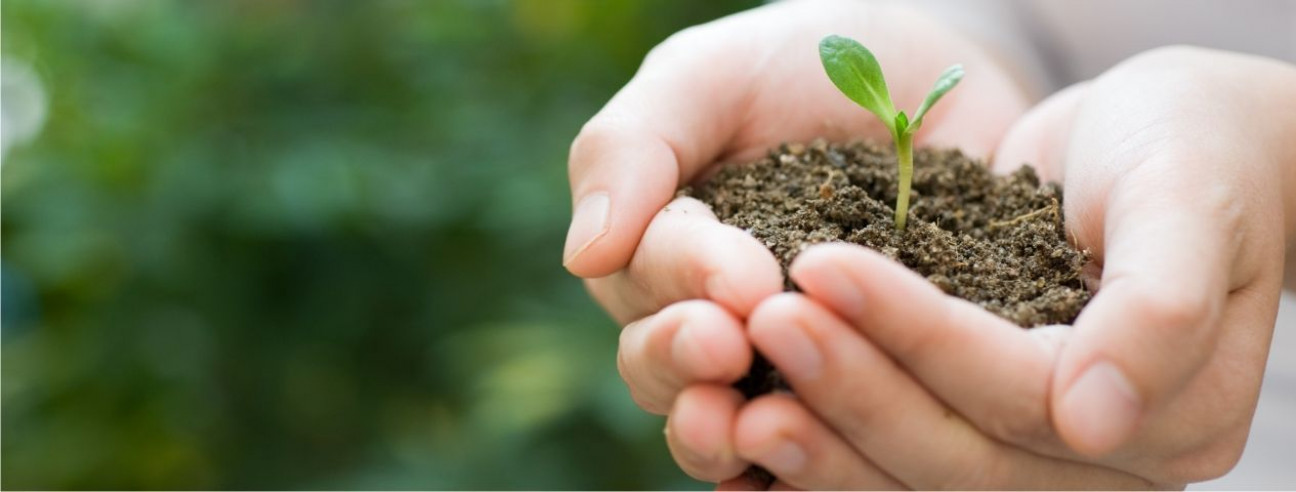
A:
[684,139,1092,398]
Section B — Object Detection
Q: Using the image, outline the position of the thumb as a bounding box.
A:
[1048,85,1242,457]
[1052,179,1231,456]
[563,34,751,278]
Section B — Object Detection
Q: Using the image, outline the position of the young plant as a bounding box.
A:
[819,34,963,231]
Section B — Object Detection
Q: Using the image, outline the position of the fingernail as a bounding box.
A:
[672,323,712,377]
[1061,360,1142,452]
[562,192,610,267]
[758,441,807,474]
[764,322,822,380]
[801,265,866,320]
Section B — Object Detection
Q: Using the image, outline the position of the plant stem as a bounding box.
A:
[894,132,914,231]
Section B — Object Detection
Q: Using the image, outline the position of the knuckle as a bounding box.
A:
[678,230,730,292]
[934,444,1003,490]
[1129,287,1212,332]
[833,390,902,438]
[1157,427,1248,484]
[885,297,962,367]
[568,117,632,177]
[644,25,707,65]
[901,305,955,358]
[982,395,1055,449]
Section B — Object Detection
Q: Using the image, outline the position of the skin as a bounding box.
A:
[734,48,1296,489]
[565,0,1296,489]
[566,0,1029,323]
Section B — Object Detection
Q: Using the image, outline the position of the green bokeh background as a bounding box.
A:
[1,1,759,488]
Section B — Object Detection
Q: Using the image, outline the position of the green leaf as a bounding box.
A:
[819,35,897,132]
[893,111,909,137]
[908,64,964,133]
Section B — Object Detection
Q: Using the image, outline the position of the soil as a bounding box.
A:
[684,139,1092,399]
[684,139,1092,486]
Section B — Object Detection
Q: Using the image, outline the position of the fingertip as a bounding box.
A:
[747,293,809,343]
[787,244,885,322]
[702,225,784,317]
[1049,275,1216,457]
[787,242,870,285]
[733,394,799,455]
[733,396,814,485]
[1052,359,1143,456]
[789,243,938,317]
[669,384,749,482]
[671,302,753,384]
[562,192,665,279]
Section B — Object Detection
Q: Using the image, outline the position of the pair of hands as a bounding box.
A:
[564,1,1296,489]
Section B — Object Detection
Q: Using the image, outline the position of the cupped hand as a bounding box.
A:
[566,0,1031,318]
[567,0,1032,484]
[708,46,1296,489]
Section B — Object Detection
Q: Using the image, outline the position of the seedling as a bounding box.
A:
[819,35,963,231]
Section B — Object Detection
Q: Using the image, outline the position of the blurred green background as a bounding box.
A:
[0,0,759,488]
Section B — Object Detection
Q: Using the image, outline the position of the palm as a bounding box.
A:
[573,0,1033,322]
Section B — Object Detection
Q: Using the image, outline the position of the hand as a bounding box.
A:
[715,46,1296,489]
[567,0,1031,320]
[565,0,1032,483]
[740,285,1156,489]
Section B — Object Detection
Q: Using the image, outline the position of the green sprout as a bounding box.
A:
[819,34,963,231]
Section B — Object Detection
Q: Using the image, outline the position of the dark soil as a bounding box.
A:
[685,139,1092,395]
[685,139,1092,486]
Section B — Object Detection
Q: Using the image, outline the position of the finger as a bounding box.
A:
[1048,56,1251,456]
[992,82,1090,181]
[564,28,752,277]
[666,384,749,483]
[588,197,782,324]
[1052,176,1232,456]
[747,292,998,489]
[734,393,905,490]
[788,243,1068,453]
[747,293,1156,489]
[617,300,752,415]
[788,248,1269,483]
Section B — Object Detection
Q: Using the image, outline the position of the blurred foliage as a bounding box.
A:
[0,0,758,488]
